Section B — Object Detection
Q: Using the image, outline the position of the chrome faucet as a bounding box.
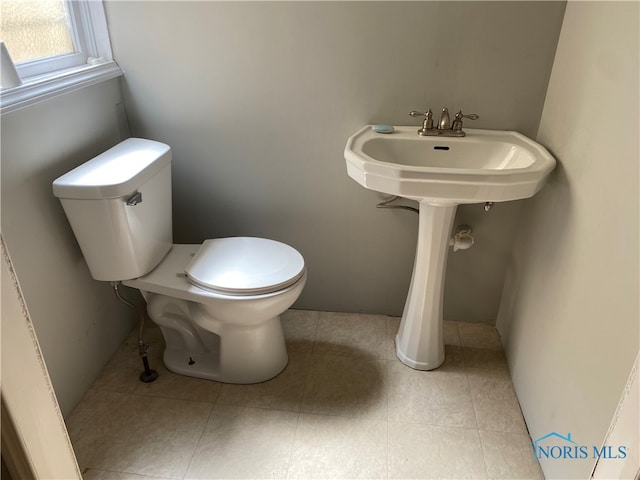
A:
[438,107,451,130]
[409,107,478,137]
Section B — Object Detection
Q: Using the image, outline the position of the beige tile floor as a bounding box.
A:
[66,310,544,480]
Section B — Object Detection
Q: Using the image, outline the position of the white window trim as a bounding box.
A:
[0,0,122,114]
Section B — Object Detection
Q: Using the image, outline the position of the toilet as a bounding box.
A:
[52,138,306,384]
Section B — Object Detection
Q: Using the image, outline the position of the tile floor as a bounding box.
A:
[66,310,544,480]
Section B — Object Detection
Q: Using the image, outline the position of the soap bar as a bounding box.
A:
[371,124,394,134]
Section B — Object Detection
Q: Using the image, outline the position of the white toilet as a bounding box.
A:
[52,138,306,384]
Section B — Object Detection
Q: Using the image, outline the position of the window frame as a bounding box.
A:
[1,0,122,114]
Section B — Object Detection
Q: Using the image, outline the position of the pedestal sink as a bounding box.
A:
[344,126,556,370]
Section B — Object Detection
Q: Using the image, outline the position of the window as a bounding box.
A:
[3,0,75,64]
[0,0,122,113]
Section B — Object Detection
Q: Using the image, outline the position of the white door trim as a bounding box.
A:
[1,235,81,479]
[592,351,640,479]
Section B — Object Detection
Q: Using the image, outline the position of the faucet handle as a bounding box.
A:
[452,110,479,131]
[455,111,479,121]
[409,109,432,119]
[410,109,433,133]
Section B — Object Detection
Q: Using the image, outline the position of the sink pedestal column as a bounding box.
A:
[395,202,457,370]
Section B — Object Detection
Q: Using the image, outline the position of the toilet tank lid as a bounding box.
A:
[52,138,172,200]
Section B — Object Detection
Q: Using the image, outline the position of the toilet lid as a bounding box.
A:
[184,237,305,295]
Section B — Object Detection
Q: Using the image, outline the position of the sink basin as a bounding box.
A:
[345,126,556,205]
[344,125,556,372]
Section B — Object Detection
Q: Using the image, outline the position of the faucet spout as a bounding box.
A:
[438,107,451,130]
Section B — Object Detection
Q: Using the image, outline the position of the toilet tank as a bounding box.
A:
[53,138,173,281]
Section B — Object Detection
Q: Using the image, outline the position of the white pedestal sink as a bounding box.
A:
[344,126,555,370]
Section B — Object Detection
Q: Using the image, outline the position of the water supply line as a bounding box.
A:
[112,281,159,383]
[376,195,419,214]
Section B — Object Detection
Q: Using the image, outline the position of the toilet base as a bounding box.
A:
[162,340,288,384]
[144,292,290,384]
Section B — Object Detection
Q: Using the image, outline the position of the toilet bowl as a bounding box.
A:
[124,240,306,383]
[52,138,307,384]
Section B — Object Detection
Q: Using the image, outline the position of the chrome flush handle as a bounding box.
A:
[126,191,143,206]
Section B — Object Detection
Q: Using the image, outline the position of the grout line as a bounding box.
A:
[385,320,395,480]
[476,428,491,480]
[283,411,302,480]
[385,416,390,480]
[284,310,318,479]
[180,401,216,480]
[386,418,487,432]
[465,354,481,431]
[84,467,177,480]
[296,312,317,414]
[385,357,390,480]
[309,310,321,356]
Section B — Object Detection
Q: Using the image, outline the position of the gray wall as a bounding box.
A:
[0,0,566,418]
[1,79,136,416]
[104,1,566,322]
[496,2,639,478]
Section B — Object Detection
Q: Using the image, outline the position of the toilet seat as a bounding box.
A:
[185,237,305,296]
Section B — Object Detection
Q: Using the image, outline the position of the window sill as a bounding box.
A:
[0,61,123,115]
